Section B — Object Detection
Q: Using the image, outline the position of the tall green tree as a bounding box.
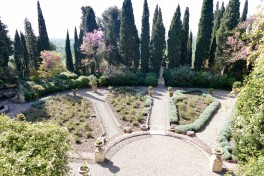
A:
[181,7,189,66]
[240,0,248,22]
[167,4,182,69]
[149,8,166,73]
[73,27,81,72]
[24,18,39,70]
[187,31,193,67]
[37,1,50,52]
[194,0,214,71]
[140,0,150,73]
[14,30,22,75]
[78,29,85,60]
[65,30,74,72]
[85,6,98,32]
[20,32,30,76]
[119,0,140,71]
[0,18,13,68]
[216,0,240,74]
[209,2,225,68]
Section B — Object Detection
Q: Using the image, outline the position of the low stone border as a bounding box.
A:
[91,100,106,137]
[141,96,153,130]
[105,95,121,128]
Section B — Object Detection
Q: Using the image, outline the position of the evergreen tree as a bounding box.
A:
[152,5,159,34]
[209,2,225,67]
[37,1,50,52]
[24,18,39,70]
[0,18,13,68]
[20,32,30,76]
[149,8,166,73]
[187,31,193,67]
[140,0,150,73]
[85,6,98,32]
[216,0,240,74]
[240,0,248,22]
[181,7,189,66]
[65,30,74,72]
[194,0,214,71]
[73,27,81,72]
[167,4,182,69]
[14,30,22,75]
[119,0,140,71]
[78,29,85,60]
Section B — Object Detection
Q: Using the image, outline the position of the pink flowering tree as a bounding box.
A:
[38,51,64,78]
[80,30,106,74]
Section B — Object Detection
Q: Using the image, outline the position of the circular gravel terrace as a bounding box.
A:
[70,135,222,176]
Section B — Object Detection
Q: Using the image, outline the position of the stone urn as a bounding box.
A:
[140,124,149,131]
[168,87,173,97]
[108,86,113,94]
[78,162,90,176]
[148,86,153,97]
[210,148,223,172]
[209,88,214,96]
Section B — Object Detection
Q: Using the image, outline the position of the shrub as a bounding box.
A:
[76,76,89,88]
[145,76,158,86]
[146,72,158,79]
[0,115,71,175]
[168,98,178,124]
[98,76,109,86]
[106,68,138,86]
[137,77,145,86]
[58,71,78,79]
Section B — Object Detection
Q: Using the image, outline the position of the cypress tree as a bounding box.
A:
[240,0,248,22]
[20,32,30,76]
[37,1,50,52]
[181,7,189,66]
[194,0,214,71]
[149,8,166,73]
[65,30,74,72]
[167,4,182,69]
[209,2,225,68]
[78,29,85,60]
[187,31,193,67]
[152,5,159,34]
[0,18,13,68]
[74,27,81,72]
[216,0,240,74]
[14,30,22,75]
[119,0,140,71]
[24,18,39,70]
[85,6,98,32]
[140,0,150,73]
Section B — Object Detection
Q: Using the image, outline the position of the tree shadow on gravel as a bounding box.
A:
[98,159,120,174]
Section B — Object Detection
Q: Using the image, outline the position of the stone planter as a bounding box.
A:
[209,88,214,96]
[210,148,223,172]
[169,91,173,97]
[92,85,97,92]
[140,124,149,131]
[149,91,153,97]
[78,166,90,176]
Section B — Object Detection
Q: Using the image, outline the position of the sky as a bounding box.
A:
[0,0,261,39]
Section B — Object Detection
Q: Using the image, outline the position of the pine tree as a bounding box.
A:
[20,32,30,76]
[167,4,182,69]
[209,2,225,68]
[216,0,240,74]
[37,1,50,52]
[24,18,39,70]
[0,18,13,68]
[65,30,74,72]
[240,0,248,22]
[187,31,193,67]
[140,0,150,73]
[149,8,166,73]
[85,6,98,32]
[181,7,189,66]
[194,0,214,71]
[119,0,140,71]
[14,30,22,75]
[73,27,81,72]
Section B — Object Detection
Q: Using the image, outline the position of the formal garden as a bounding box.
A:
[1,0,264,175]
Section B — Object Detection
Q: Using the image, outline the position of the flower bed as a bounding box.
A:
[22,95,102,152]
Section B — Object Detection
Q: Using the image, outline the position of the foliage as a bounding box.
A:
[181,7,189,66]
[88,74,97,86]
[14,30,22,75]
[236,156,264,176]
[57,71,78,80]
[98,75,109,86]
[119,0,140,71]
[20,32,30,77]
[73,27,81,72]
[65,30,74,72]
[0,114,71,175]
[194,0,214,71]
[240,0,248,22]
[145,75,158,87]
[167,4,182,69]
[187,31,193,67]
[168,97,178,124]
[232,53,264,163]
[38,51,65,78]
[140,0,150,73]
[84,6,98,33]
[105,68,138,86]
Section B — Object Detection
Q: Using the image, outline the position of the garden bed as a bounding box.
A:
[22,94,102,152]
[106,87,152,132]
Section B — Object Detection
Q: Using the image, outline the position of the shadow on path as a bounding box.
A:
[98,159,120,174]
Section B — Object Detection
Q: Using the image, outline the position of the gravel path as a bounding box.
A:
[149,86,169,131]
[77,89,121,139]
[69,135,222,176]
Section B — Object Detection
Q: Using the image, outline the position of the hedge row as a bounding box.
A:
[168,98,179,124]
[0,115,71,175]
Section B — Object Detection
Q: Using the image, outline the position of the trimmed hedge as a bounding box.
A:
[0,115,71,175]
[168,98,179,124]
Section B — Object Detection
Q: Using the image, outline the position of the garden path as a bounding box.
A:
[78,89,121,139]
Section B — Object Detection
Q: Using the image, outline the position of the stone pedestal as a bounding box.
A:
[95,147,105,163]
[210,154,223,172]
[18,90,25,103]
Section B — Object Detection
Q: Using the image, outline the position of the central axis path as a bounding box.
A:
[149,86,169,132]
